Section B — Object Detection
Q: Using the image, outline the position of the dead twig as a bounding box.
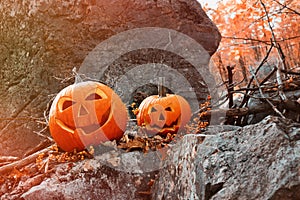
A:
[0,156,19,163]
[275,62,287,101]
[227,66,234,108]
[44,94,57,125]
[23,139,53,158]
[281,69,300,76]
[249,66,286,119]
[239,43,274,109]
[0,117,44,121]
[201,107,249,118]
[271,0,300,16]
[260,66,278,85]
[260,0,288,71]
[0,146,52,175]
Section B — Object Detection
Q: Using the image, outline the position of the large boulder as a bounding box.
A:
[0,0,221,157]
[152,116,300,199]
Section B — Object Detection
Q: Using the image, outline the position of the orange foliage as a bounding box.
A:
[186,95,211,133]
[204,0,300,83]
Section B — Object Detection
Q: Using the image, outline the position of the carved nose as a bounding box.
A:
[159,113,165,121]
[79,105,89,116]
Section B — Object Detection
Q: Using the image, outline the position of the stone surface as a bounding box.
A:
[247,90,300,124]
[1,116,299,199]
[4,145,161,200]
[152,116,300,200]
[0,0,221,157]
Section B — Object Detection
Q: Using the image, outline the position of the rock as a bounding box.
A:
[2,116,299,199]
[16,147,161,200]
[247,90,300,124]
[0,0,221,157]
[152,116,300,199]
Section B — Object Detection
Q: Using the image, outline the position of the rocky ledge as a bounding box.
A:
[1,116,299,200]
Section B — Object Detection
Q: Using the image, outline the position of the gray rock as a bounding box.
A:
[20,148,161,200]
[152,116,300,200]
[247,89,300,124]
[2,116,299,200]
[0,0,221,157]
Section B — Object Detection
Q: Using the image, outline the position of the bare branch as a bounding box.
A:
[260,0,288,70]
[0,156,19,163]
[202,107,249,118]
[222,36,271,45]
[276,61,287,101]
[239,43,274,109]
[271,0,300,16]
[0,146,51,174]
[226,66,234,108]
[249,66,286,119]
[222,35,300,44]
[281,69,300,76]
[260,66,278,85]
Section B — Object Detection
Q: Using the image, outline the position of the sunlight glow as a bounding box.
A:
[197,0,220,9]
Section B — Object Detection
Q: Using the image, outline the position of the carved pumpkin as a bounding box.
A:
[49,81,128,152]
[136,94,191,135]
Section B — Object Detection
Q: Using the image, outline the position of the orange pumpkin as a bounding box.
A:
[49,81,128,152]
[136,94,191,135]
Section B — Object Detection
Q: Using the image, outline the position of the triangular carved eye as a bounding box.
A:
[165,107,172,112]
[151,107,157,112]
[85,93,102,101]
[62,100,76,110]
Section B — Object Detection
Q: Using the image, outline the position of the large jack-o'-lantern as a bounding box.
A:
[49,81,128,152]
[136,93,191,135]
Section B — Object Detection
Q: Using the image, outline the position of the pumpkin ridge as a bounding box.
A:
[49,81,127,152]
[136,93,191,136]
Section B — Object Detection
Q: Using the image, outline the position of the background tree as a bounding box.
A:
[204,0,300,85]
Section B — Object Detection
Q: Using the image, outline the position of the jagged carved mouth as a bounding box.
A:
[56,108,111,135]
[80,124,102,134]
[149,116,180,130]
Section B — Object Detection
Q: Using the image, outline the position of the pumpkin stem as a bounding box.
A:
[158,77,166,97]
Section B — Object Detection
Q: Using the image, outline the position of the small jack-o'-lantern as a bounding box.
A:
[49,81,128,152]
[136,94,191,135]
